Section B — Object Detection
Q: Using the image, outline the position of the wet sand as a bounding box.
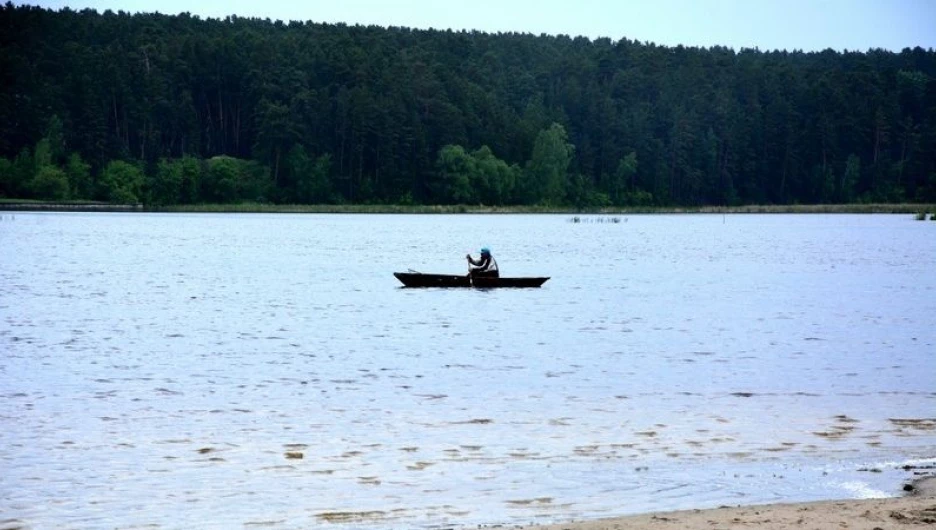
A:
[512,477,936,530]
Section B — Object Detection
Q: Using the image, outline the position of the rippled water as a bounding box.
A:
[1,212,935,529]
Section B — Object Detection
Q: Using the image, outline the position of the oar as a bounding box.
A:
[465,253,477,285]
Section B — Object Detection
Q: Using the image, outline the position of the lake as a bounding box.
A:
[1,212,934,529]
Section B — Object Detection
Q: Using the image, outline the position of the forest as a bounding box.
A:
[1,3,934,207]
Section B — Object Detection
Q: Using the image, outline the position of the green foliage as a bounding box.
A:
[620,189,655,207]
[34,138,53,170]
[202,156,272,203]
[434,145,475,204]
[30,165,70,200]
[471,146,518,205]
[204,156,242,203]
[606,152,639,205]
[841,154,860,203]
[253,99,301,186]
[433,145,518,205]
[178,156,203,204]
[287,146,333,204]
[241,161,273,203]
[22,116,75,200]
[0,5,935,207]
[65,153,92,200]
[149,158,184,206]
[44,115,66,166]
[99,161,144,203]
[817,164,835,204]
[567,174,611,209]
[9,148,34,198]
[917,173,936,203]
[523,123,574,205]
[398,191,415,206]
[0,157,12,197]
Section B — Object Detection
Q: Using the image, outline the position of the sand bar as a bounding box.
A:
[499,478,936,530]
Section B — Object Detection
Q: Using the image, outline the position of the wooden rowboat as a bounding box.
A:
[394,272,549,288]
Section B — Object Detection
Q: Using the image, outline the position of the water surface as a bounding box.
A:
[1,212,934,529]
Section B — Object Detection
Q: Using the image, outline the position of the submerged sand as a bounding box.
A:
[508,478,936,530]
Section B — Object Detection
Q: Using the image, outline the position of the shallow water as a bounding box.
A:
[1,212,934,529]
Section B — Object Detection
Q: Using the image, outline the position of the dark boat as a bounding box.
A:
[394,272,549,288]
[393,272,470,288]
[471,276,550,288]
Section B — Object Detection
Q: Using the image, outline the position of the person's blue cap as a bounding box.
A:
[480,247,490,255]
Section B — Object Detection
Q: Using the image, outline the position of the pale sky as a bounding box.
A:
[20,0,936,52]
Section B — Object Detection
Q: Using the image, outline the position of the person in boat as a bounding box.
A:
[467,247,499,278]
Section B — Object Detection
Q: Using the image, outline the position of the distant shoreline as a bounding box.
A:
[2,201,935,215]
[0,201,144,212]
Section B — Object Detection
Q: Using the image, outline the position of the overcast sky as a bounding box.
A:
[21,0,936,52]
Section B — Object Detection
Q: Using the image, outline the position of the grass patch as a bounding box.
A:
[0,198,112,205]
[140,202,936,214]
[0,199,141,211]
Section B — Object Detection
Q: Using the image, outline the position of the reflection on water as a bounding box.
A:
[1,213,935,529]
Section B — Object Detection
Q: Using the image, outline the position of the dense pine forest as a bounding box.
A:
[1,3,934,207]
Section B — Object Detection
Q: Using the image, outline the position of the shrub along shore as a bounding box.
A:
[1,200,935,215]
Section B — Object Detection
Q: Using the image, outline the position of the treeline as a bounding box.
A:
[1,3,935,206]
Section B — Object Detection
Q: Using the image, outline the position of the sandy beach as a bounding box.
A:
[511,477,936,530]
